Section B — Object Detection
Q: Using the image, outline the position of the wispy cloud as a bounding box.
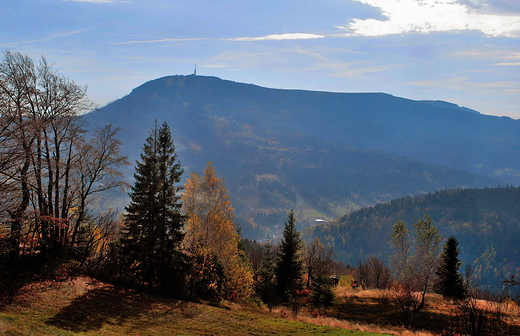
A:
[9,29,87,45]
[342,0,520,37]
[410,76,520,95]
[230,33,325,41]
[496,62,520,66]
[112,33,325,45]
[112,38,212,45]
[203,49,290,71]
[63,0,121,3]
[330,63,401,78]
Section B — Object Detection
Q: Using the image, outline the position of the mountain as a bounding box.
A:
[304,186,520,291]
[84,75,517,238]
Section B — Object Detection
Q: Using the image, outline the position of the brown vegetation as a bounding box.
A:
[1,276,520,336]
[331,287,520,335]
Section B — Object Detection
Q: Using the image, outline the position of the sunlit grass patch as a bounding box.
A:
[0,277,388,336]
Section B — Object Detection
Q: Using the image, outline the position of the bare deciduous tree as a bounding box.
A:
[304,237,335,287]
[0,50,126,261]
[390,216,442,315]
[356,256,391,289]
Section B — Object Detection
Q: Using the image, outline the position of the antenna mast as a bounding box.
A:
[194,64,197,76]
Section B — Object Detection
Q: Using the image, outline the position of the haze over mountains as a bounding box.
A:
[85,75,520,239]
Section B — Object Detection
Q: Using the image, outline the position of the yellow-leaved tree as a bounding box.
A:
[183,162,253,301]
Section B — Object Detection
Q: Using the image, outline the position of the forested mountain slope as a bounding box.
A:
[304,186,520,291]
[84,75,517,238]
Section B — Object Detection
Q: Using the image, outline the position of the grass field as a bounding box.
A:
[2,277,520,336]
[0,277,388,336]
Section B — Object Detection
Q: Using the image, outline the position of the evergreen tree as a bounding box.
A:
[255,240,278,310]
[434,236,466,299]
[310,274,336,313]
[275,210,304,300]
[119,122,187,296]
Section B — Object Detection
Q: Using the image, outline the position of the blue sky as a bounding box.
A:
[3,0,520,118]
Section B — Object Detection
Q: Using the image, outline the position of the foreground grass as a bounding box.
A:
[0,277,387,336]
[332,287,520,335]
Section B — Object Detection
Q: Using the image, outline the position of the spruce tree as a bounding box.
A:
[434,236,466,299]
[119,122,187,296]
[275,210,303,300]
[256,240,278,310]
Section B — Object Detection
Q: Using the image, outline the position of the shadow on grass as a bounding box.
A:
[332,293,520,335]
[46,285,151,332]
[0,255,68,308]
[332,294,413,329]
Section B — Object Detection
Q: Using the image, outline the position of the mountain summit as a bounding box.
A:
[85,75,516,238]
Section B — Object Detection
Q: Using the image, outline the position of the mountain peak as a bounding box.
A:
[86,74,519,238]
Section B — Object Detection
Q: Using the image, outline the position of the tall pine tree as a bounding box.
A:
[276,210,304,300]
[434,236,466,299]
[255,240,278,310]
[119,122,187,296]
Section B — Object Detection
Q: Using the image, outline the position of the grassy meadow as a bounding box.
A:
[0,277,388,336]
[1,277,519,336]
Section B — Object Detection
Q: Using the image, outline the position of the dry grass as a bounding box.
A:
[270,289,436,336]
[0,277,387,336]
[331,287,520,335]
[286,314,434,336]
[2,277,520,336]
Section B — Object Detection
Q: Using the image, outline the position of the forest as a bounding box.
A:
[305,186,520,292]
[1,51,520,336]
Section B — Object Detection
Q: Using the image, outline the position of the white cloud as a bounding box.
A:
[343,0,520,37]
[496,62,520,66]
[112,33,324,45]
[231,33,325,42]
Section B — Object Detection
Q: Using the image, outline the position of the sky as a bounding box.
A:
[2,0,520,118]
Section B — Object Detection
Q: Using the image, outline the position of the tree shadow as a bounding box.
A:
[0,255,66,308]
[332,293,520,335]
[46,284,150,332]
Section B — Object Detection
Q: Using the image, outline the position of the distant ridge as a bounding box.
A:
[85,75,518,238]
[305,186,520,291]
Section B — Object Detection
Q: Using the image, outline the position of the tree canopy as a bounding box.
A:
[276,210,304,300]
[182,162,253,300]
[119,121,187,296]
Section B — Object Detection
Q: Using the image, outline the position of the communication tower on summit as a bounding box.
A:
[193,64,197,76]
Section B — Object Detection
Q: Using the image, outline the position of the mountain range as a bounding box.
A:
[84,75,520,239]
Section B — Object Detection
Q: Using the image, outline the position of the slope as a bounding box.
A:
[0,277,385,336]
[84,75,507,238]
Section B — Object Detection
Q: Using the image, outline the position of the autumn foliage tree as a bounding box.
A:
[182,162,253,300]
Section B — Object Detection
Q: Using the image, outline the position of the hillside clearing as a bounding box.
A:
[0,277,388,336]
